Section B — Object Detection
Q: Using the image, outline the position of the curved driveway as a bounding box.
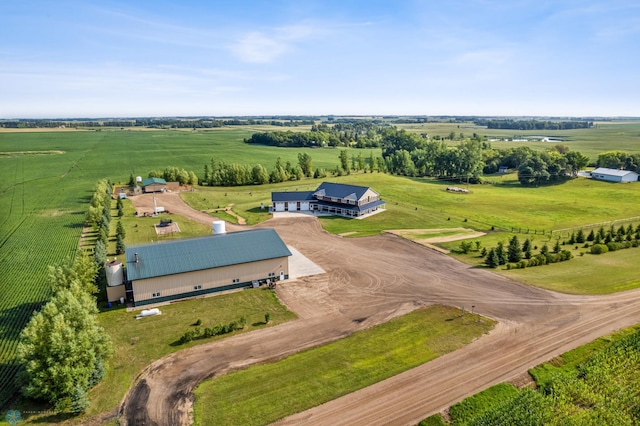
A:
[120,216,640,425]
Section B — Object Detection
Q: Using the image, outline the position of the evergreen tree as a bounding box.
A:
[94,240,107,269]
[485,248,499,268]
[495,242,507,265]
[576,229,585,243]
[540,244,549,255]
[587,229,595,242]
[553,239,561,253]
[128,174,135,186]
[598,226,606,240]
[568,232,576,244]
[116,220,125,238]
[115,234,125,255]
[69,385,90,413]
[507,236,522,262]
[522,238,531,253]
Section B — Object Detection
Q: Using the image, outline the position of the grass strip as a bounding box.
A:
[193,305,494,426]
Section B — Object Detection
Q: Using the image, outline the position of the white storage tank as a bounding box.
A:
[105,259,124,287]
[136,176,142,183]
[213,220,226,235]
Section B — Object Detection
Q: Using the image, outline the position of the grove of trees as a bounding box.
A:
[17,251,112,412]
[148,166,198,185]
[474,119,593,130]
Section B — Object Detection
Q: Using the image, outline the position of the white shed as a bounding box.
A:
[591,168,639,183]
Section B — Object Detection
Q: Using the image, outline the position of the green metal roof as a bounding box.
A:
[141,177,167,187]
[125,228,291,281]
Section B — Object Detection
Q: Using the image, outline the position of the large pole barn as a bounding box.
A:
[125,228,291,306]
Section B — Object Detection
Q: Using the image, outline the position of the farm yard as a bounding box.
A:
[1,121,640,424]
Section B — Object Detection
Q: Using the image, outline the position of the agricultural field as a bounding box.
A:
[1,121,640,412]
[398,120,640,160]
[421,323,640,425]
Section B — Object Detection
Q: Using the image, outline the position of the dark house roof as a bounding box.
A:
[141,177,167,187]
[314,182,375,201]
[125,228,291,281]
[272,191,315,202]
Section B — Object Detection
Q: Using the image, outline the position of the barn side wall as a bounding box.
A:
[132,256,289,305]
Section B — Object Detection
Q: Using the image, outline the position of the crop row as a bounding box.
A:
[465,329,640,425]
[0,191,86,407]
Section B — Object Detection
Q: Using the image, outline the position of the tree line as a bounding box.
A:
[202,153,328,186]
[474,119,593,130]
[482,145,590,185]
[597,150,640,173]
[17,180,114,413]
[0,118,315,129]
[244,121,387,148]
[145,166,199,186]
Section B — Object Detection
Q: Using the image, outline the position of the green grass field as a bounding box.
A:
[192,305,494,426]
[398,120,640,160]
[1,122,640,410]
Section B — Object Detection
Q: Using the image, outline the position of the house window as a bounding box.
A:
[152,292,161,298]
[268,272,276,277]
[194,285,202,290]
[232,278,240,283]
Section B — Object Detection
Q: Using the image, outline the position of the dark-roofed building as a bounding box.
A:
[271,182,385,218]
[141,177,167,193]
[125,228,291,306]
[271,191,315,212]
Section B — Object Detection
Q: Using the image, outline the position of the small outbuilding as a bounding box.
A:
[590,168,639,183]
[142,177,167,193]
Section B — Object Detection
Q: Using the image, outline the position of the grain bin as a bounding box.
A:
[105,259,124,287]
[213,220,226,235]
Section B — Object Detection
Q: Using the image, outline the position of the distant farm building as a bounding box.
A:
[141,177,167,193]
[498,166,509,173]
[590,168,639,183]
[122,228,291,306]
[272,182,385,218]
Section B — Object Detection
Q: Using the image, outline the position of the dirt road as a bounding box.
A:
[128,192,245,232]
[120,208,640,426]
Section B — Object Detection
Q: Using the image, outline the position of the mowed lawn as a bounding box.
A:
[187,172,640,237]
[193,305,495,426]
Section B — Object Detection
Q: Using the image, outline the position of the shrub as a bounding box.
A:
[194,319,202,326]
[590,244,609,255]
[606,242,621,252]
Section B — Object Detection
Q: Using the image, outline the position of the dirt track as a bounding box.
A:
[121,197,640,426]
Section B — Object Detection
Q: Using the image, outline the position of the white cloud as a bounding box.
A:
[229,21,344,63]
[230,31,291,63]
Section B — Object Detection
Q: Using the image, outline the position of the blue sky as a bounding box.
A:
[2,0,639,118]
